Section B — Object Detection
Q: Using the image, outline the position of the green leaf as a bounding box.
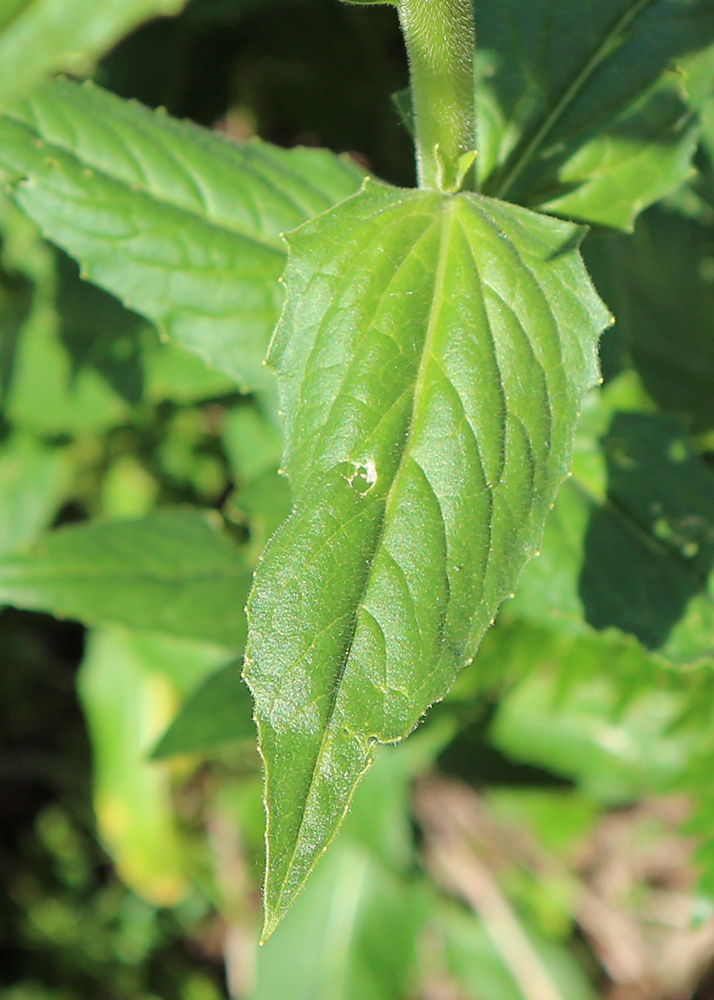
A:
[150,660,255,759]
[6,292,132,434]
[0,0,188,110]
[0,509,251,647]
[221,737,439,998]
[253,738,435,1000]
[0,433,70,556]
[509,404,714,662]
[244,179,609,937]
[0,79,365,388]
[473,0,714,229]
[584,207,714,431]
[78,626,227,905]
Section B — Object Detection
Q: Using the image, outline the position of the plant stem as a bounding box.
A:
[397,0,476,192]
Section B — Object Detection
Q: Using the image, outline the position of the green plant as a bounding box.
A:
[2,1,714,997]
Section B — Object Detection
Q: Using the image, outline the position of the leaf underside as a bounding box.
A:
[244,179,610,938]
[0,79,364,388]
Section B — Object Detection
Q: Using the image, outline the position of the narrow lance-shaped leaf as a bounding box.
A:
[244,179,610,937]
[0,79,364,388]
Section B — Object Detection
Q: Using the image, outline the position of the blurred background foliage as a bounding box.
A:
[3,1,714,998]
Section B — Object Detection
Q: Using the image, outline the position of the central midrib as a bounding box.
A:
[495,0,658,199]
[271,196,457,914]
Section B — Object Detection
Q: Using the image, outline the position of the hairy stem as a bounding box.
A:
[397,0,476,192]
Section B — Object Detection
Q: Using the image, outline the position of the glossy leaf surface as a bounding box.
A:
[0,79,364,388]
[244,179,609,936]
[0,509,251,646]
[474,0,714,228]
[0,0,187,109]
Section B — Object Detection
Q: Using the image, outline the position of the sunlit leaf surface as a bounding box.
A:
[245,179,609,936]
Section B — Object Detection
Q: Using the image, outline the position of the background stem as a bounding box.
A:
[397,0,476,191]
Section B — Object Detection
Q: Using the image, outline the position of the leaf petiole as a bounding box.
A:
[397,0,477,192]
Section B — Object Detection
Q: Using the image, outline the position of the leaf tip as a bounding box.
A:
[259,910,282,945]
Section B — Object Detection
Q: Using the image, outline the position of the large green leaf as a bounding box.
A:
[0,509,251,646]
[473,0,714,229]
[244,179,609,936]
[0,0,187,110]
[0,79,364,388]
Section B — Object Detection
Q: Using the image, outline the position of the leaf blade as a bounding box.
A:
[0,509,251,647]
[244,180,610,936]
[0,79,365,387]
